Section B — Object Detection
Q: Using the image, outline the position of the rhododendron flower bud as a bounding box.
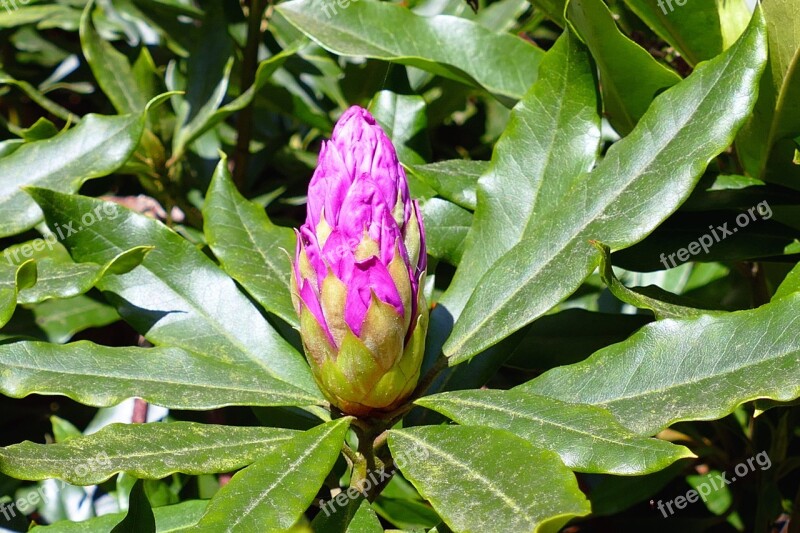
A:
[292,106,428,416]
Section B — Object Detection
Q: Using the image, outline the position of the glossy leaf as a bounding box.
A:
[522,293,800,435]
[405,160,487,211]
[592,241,721,319]
[17,245,151,305]
[28,188,319,395]
[621,0,750,66]
[566,0,681,135]
[0,259,36,328]
[416,389,693,475]
[444,12,767,362]
[204,158,298,326]
[420,198,471,265]
[192,418,350,532]
[736,0,800,184]
[369,91,431,165]
[0,340,322,409]
[0,113,144,238]
[774,262,800,301]
[388,425,590,532]
[111,479,155,533]
[436,28,600,331]
[80,2,147,114]
[276,0,544,103]
[0,422,297,485]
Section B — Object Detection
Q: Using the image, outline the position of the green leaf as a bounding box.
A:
[111,479,155,533]
[621,0,750,66]
[27,189,319,395]
[566,0,681,135]
[0,5,81,29]
[528,0,566,25]
[204,158,298,327]
[405,160,487,211]
[19,118,59,142]
[0,422,297,485]
[388,425,590,532]
[736,0,800,185]
[276,0,544,103]
[171,2,234,157]
[521,293,800,435]
[0,295,120,344]
[592,241,721,319]
[0,113,144,238]
[505,308,651,370]
[80,2,148,114]
[30,501,208,533]
[192,418,350,532]
[774,262,800,301]
[436,28,600,332]
[312,497,383,533]
[0,340,321,409]
[444,11,768,362]
[416,389,693,475]
[176,43,304,154]
[0,69,76,122]
[0,259,36,328]
[419,198,471,265]
[369,91,431,165]
[16,244,151,305]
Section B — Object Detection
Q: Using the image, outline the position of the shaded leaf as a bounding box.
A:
[566,0,680,135]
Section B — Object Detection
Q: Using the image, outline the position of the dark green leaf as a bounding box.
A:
[416,389,693,474]
[566,0,680,135]
[388,425,590,532]
[28,189,319,395]
[0,422,297,485]
[111,479,155,533]
[193,418,350,531]
[276,0,544,103]
[0,113,144,237]
[522,293,800,435]
[204,158,298,327]
[444,12,767,362]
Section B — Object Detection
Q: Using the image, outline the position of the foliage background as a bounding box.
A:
[0,0,799,531]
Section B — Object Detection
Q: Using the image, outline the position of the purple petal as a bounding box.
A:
[344,256,403,335]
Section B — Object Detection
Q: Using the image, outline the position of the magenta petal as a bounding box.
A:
[298,278,334,344]
[344,256,403,335]
[307,142,351,228]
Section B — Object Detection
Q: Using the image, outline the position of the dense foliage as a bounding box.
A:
[0,0,799,531]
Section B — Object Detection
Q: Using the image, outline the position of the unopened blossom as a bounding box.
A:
[292,106,428,416]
